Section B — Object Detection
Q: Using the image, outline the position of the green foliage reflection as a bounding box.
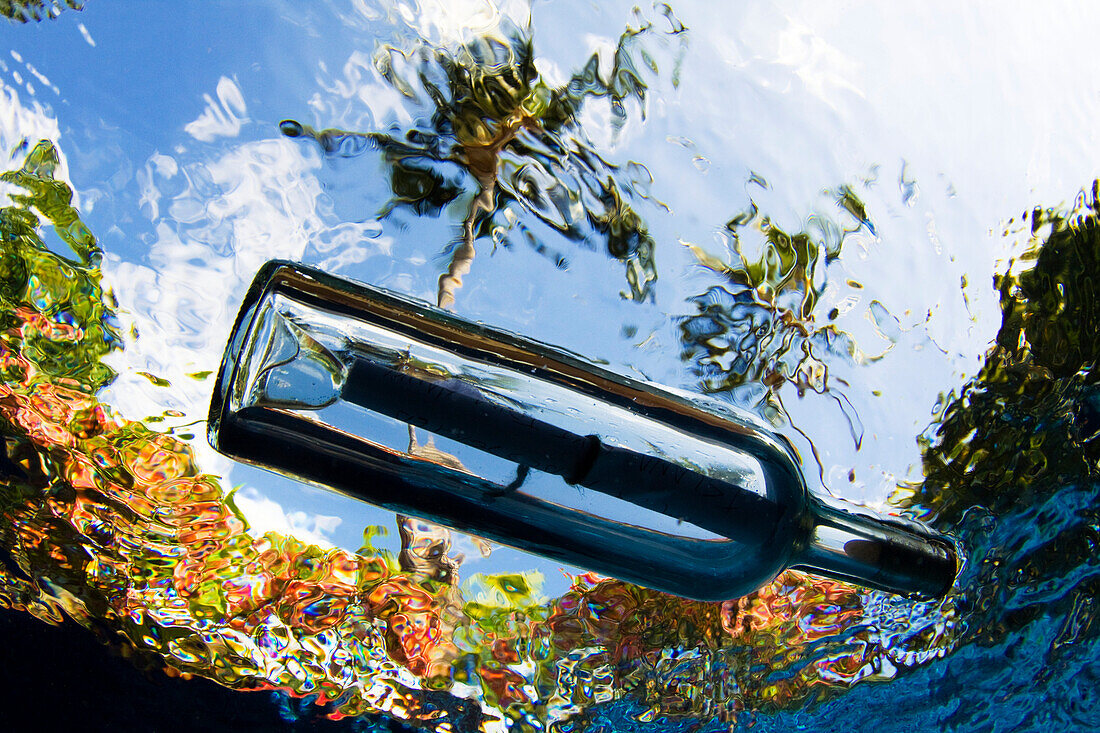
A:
[909,185,1100,525]
[282,7,688,306]
[1,0,80,23]
[679,185,872,409]
[0,141,118,391]
[893,185,1100,660]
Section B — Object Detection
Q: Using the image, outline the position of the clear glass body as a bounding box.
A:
[209,261,957,601]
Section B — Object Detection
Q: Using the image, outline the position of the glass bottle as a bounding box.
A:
[208,261,957,601]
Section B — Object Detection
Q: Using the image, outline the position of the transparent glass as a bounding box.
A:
[209,261,957,601]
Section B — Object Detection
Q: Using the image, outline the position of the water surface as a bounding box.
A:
[1,2,1098,730]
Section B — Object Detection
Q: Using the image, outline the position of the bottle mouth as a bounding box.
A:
[790,499,959,601]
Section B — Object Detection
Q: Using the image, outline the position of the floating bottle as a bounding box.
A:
[208,261,957,601]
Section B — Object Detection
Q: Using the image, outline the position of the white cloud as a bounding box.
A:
[232,486,342,549]
[184,76,250,142]
[388,0,530,46]
[101,136,325,424]
[102,130,387,430]
[77,22,96,47]
[0,78,61,156]
[0,79,68,204]
[774,19,863,107]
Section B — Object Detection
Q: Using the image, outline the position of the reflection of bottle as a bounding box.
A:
[209,261,957,601]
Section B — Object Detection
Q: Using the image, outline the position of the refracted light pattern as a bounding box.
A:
[0,141,962,730]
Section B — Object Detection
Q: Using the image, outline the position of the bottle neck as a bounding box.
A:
[790,499,958,600]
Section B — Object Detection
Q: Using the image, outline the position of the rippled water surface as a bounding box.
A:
[2,2,1099,730]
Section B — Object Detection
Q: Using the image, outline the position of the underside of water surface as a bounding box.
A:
[0,1,1098,731]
